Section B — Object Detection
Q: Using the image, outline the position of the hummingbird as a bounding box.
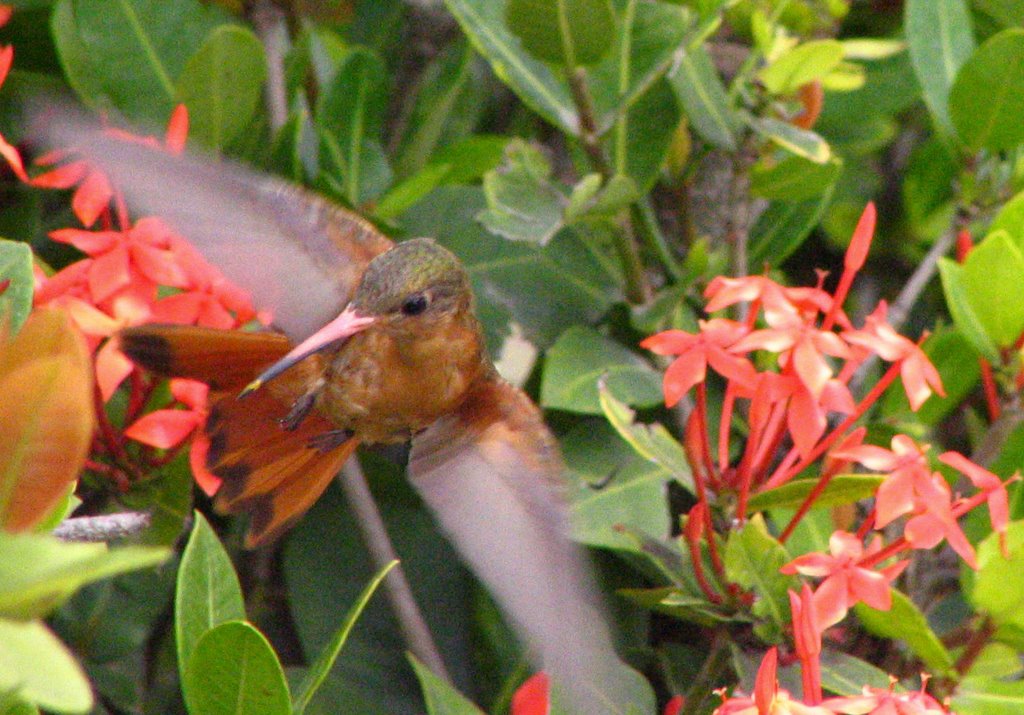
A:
[43,113,637,712]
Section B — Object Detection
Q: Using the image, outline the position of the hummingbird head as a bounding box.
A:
[352,238,471,321]
[239,239,471,397]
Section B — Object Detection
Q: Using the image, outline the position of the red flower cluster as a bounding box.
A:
[640,204,1011,714]
[0,47,259,495]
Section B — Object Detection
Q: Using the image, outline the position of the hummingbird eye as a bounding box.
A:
[400,293,429,316]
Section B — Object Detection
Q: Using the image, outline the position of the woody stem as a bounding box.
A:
[337,458,452,683]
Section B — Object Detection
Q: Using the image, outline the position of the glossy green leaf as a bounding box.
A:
[565,173,639,222]
[183,621,290,715]
[988,188,1024,249]
[950,29,1024,151]
[968,520,1024,628]
[284,474,472,715]
[667,44,737,150]
[953,676,1024,714]
[479,140,565,244]
[409,655,485,715]
[598,384,693,492]
[748,475,884,512]
[610,77,681,192]
[443,0,579,134]
[0,531,168,620]
[723,515,796,642]
[292,560,396,714]
[938,258,1000,361]
[505,0,615,67]
[589,0,690,129]
[565,418,671,550]
[51,0,229,126]
[174,25,266,152]
[748,182,837,267]
[905,0,975,137]
[540,325,662,414]
[0,240,32,334]
[855,590,954,674]
[0,618,92,713]
[759,40,844,95]
[403,186,620,350]
[316,48,390,205]
[973,0,1024,28]
[393,40,484,179]
[818,649,897,695]
[751,117,832,163]
[750,156,842,201]
[960,230,1024,347]
[175,512,245,681]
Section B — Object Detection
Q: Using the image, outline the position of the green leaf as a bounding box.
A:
[403,186,620,350]
[759,40,844,95]
[377,137,510,221]
[938,257,1000,361]
[0,531,168,620]
[723,515,797,642]
[989,188,1024,249]
[478,140,565,244]
[973,0,1024,29]
[748,181,837,267]
[748,475,885,512]
[561,419,672,551]
[540,325,662,414]
[0,618,92,714]
[968,520,1024,628]
[953,676,1024,714]
[610,77,681,193]
[392,40,484,179]
[183,621,291,715]
[667,44,738,150]
[175,512,245,682]
[565,173,639,222]
[855,590,954,674]
[292,561,396,714]
[905,0,975,137]
[174,25,266,152]
[0,240,32,334]
[408,655,485,715]
[950,29,1024,151]
[443,0,579,134]
[51,0,229,126]
[751,117,832,163]
[818,649,898,696]
[505,0,616,67]
[284,474,472,715]
[597,384,693,492]
[960,230,1024,347]
[750,156,842,202]
[315,48,390,205]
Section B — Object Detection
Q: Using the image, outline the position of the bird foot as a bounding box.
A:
[307,429,354,453]
[279,391,317,431]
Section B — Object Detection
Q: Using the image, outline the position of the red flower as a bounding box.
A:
[713,648,836,714]
[642,319,758,406]
[938,452,1014,551]
[833,435,932,529]
[842,304,944,410]
[510,672,549,715]
[782,533,906,629]
[823,677,950,714]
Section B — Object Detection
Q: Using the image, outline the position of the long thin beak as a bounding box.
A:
[239,305,375,398]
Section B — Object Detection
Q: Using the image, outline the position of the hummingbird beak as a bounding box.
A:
[239,304,375,398]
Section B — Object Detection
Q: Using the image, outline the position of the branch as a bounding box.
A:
[53,512,152,542]
[336,458,451,683]
[250,0,290,132]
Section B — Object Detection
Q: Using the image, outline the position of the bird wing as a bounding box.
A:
[408,377,635,714]
[40,107,393,341]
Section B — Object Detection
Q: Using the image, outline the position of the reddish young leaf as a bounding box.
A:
[0,307,93,531]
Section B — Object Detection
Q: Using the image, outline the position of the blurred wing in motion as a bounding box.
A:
[408,377,634,714]
[39,107,393,341]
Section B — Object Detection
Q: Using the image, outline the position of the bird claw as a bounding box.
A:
[307,429,354,453]
[279,391,317,431]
